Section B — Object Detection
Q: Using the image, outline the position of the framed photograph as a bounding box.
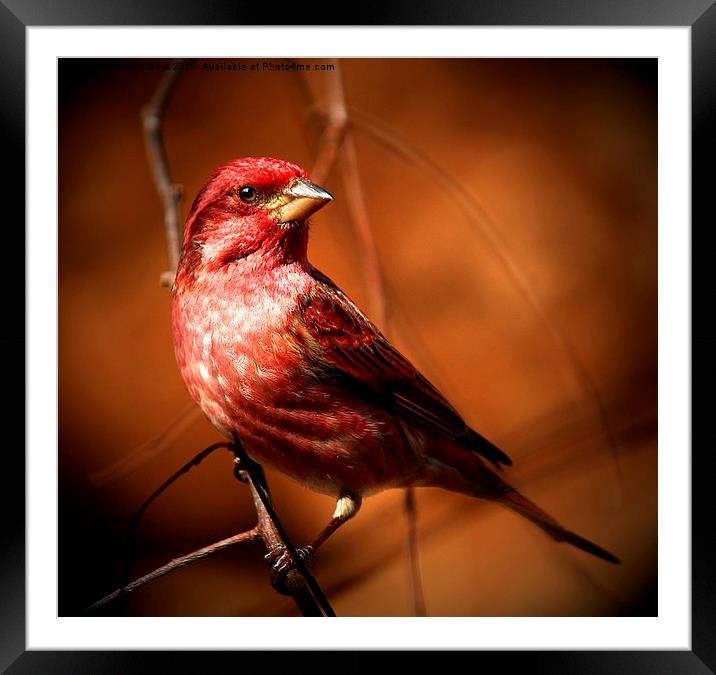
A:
[6,0,709,672]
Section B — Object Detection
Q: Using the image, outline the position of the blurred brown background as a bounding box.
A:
[59,58,656,617]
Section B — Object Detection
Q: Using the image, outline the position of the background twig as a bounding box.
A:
[346,107,624,499]
[141,60,184,287]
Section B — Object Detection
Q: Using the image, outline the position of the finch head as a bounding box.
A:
[179,157,332,274]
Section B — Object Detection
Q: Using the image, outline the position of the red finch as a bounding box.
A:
[172,157,619,565]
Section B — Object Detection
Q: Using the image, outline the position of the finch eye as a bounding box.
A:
[238,185,258,203]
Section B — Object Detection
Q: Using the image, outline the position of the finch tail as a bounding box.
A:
[498,490,620,564]
[422,440,620,564]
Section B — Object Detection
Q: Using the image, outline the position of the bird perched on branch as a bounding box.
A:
[171,156,619,567]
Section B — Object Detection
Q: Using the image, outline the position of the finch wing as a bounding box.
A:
[296,268,512,468]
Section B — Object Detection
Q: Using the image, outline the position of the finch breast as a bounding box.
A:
[172,264,420,497]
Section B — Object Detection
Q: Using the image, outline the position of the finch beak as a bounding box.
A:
[273,177,333,224]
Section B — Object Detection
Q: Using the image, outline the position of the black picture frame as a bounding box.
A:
[3,1,709,672]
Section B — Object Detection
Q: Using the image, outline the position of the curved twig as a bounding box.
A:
[141,59,184,285]
[302,62,428,615]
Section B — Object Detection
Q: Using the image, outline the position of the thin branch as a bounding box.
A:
[339,132,389,330]
[403,487,427,616]
[233,440,335,616]
[296,60,347,185]
[88,528,259,612]
[89,402,201,487]
[141,59,184,286]
[89,65,193,490]
[310,104,347,185]
[129,442,232,528]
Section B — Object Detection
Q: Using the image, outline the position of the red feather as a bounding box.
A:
[297,267,512,468]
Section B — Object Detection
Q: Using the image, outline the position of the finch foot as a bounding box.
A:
[265,545,314,572]
[265,546,314,595]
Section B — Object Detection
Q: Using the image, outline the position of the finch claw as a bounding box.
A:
[298,545,314,563]
[232,457,249,483]
[265,545,314,571]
